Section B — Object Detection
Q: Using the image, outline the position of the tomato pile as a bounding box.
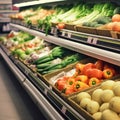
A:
[106,14,120,32]
[55,60,118,95]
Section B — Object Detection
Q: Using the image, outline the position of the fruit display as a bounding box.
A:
[48,59,119,95]
[10,2,120,37]
[69,80,120,120]
[104,14,120,32]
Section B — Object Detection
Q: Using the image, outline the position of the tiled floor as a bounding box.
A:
[0,55,47,120]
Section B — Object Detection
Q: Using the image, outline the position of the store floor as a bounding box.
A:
[0,56,47,120]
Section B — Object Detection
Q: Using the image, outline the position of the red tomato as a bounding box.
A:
[75,63,85,74]
[85,68,103,79]
[94,60,104,70]
[55,77,67,91]
[75,75,89,84]
[64,85,74,95]
[7,32,14,38]
[57,23,65,29]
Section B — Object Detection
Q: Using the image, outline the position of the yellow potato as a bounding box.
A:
[80,98,91,109]
[113,84,120,96]
[86,100,100,115]
[101,109,120,120]
[92,112,102,120]
[76,92,91,103]
[92,89,103,105]
[109,96,120,113]
[101,89,114,103]
[100,80,115,90]
[99,103,109,112]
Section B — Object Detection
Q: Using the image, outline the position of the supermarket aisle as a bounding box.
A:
[0,55,47,120]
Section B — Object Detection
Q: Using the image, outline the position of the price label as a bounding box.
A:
[67,32,72,38]
[44,88,48,95]
[49,85,52,90]
[24,70,29,75]
[87,36,93,43]
[61,105,67,114]
[92,38,98,44]
[42,26,44,31]
[51,27,54,34]
[62,31,65,36]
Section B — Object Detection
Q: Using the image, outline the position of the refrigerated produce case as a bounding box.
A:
[0,0,120,120]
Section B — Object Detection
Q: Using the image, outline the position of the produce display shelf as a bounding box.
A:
[0,46,65,120]
[10,23,120,66]
[58,29,120,53]
[14,0,65,8]
[0,10,18,13]
[0,45,85,120]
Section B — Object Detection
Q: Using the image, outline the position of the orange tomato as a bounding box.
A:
[73,81,89,92]
[75,63,85,73]
[112,22,120,32]
[57,23,65,29]
[89,77,100,87]
[67,77,75,85]
[103,68,114,79]
[85,68,103,79]
[64,85,74,95]
[75,75,89,84]
[106,22,116,30]
[82,63,95,75]
[112,14,120,22]
[95,60,104,70]
[104,63,116,76]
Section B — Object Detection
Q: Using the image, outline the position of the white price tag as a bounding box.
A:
[67,32,72,38]
[87,36,93,43]
[51,28,54,34]
[62,31,65,36]
[61,106,67,114]
[49,85,52,90]
[92,38,98,44]
[44,89,48,95]
[25,70,28,75]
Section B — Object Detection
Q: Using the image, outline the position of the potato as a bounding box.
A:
[80,98,91,109]
[100,80,115,90]
[113,84,120,96]
[100,103,109,112]
[101,109,120,120]
[86,100,100,114]
[109,96,120,113]
[76,92,91,103]
[92,89,103,105]
[92,112,102,120]
[114,81,120,86]
[101,90,114,103]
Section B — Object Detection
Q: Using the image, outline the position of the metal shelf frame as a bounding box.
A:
[0,45,86,120]
[0,46,65,120]
[10,23,120,66]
